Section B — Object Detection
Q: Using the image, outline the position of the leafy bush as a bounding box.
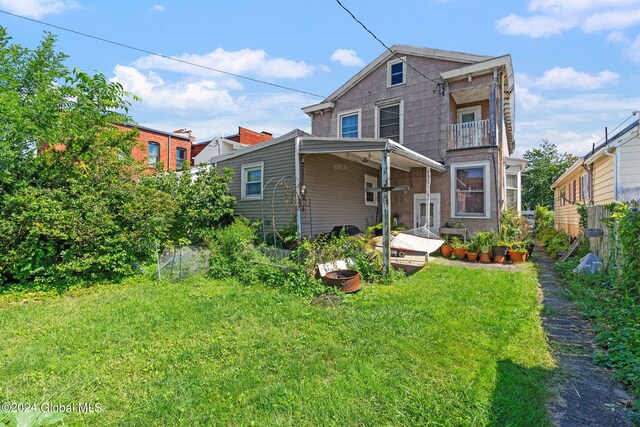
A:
[555,261,639,410]
[141,166,235,246]
[603,203,640,297]
[500,208,531,242]
[534,205,554,237]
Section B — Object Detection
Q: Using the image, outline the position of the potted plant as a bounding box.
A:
[440,235,453,257]
[450,237,467,260]
[493,240,510,264]
[473,231,498,263]
[466,240,479,262]
[508,241,528,263]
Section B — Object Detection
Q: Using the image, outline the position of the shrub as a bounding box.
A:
[534,205,554,237]
[500,208,531,242]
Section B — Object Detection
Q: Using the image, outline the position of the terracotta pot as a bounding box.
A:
[452,247,467,260]
[508,250,527,263]
[441,244,453,257]
[467,252,478,262]
[324,269,361,293]
[493,254,506,264]
[479,252,491,263]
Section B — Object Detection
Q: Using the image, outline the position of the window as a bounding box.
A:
[506,173,518,210]
[338,110,360,138]
[387,59,405,87]
[176,147,187,169]
[241,162,263,200]
[457,106,481,124]
[148,142,160,166]
[581,172,591,200]
[364,174,378,206]
[450,161,490,218]
[376,100,403,143]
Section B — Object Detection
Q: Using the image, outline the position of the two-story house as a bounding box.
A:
[212,45,521,239]
[302,45,521,233]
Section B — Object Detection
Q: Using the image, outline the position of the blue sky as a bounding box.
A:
[1,0,639,156]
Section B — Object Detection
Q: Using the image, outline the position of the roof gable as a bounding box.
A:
[302,45,492,114]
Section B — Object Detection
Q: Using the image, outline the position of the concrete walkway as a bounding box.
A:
[535,247,635,426]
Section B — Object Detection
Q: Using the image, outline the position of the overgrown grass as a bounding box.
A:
[0,264,555,425]
[555,260,640,413]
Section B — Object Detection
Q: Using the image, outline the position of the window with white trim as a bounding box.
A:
[376,100,403,143]
[338,110,360,138]
[387,58,405,87]
[506,173,518,210]
[581,172,591,200]
[365,174,378,206]
[450,161,490,218]
[241,162,264,200]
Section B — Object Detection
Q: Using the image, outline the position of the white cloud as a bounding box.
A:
[132,48,315,80]
[151,4,166,12]
[496,0,640,37]
[607,31,640,62]
[330,49,365,67]
[518,67,619,90]
[110,65,238,112]
[0,0,79,18]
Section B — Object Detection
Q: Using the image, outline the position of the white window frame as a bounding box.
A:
[457,105,481,124]
[387,57,406,87]
[581,172,591,200]
[241,161,264,200]
[364,174,378,206]
[375,98,404,144]
[450,160,491,219]
[337,109,361,138]
[505,172,519,211]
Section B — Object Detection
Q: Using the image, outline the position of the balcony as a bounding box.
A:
[448,119,492,149]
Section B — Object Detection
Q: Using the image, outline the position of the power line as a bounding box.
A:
[0,9,326,99]
[335,0,443,91]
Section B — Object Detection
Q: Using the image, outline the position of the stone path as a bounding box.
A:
[535,247,635,426]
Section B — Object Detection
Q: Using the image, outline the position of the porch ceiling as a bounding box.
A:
[450,85,489,105]
[299,137,445,173]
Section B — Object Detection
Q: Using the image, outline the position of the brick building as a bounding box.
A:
[192,126,272,165]
[116,124,194,172]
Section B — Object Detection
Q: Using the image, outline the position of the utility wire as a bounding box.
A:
[0,9,326,99]
[335,0,442,90]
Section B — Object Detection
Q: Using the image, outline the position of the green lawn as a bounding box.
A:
[0,263,555,426]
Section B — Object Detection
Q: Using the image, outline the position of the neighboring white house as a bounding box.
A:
[193,137,248,165]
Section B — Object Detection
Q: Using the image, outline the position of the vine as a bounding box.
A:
[603,202,640,298]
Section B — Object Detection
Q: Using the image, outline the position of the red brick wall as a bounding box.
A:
[227,127,272,146]
[117,125,192,173]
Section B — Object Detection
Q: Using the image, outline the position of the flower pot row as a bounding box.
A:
[440,244,528,263]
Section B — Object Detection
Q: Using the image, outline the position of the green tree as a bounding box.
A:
[0,28,176,287]
[141,166,236,245]
[522,140,577,210]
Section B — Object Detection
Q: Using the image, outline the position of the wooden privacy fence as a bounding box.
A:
[586,205,612,258]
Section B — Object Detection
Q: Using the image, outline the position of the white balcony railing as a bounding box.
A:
[448,119,491,149]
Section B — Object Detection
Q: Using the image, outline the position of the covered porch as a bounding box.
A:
[295,137,445,275]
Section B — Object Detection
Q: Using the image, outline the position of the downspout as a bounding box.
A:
[167,135,171,171]
[294,137,302,238]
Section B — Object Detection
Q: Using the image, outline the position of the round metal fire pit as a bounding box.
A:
[323,269,361,293]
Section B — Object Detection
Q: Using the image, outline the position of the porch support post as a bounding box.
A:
[381,149,391,277]
[489,67,497,146]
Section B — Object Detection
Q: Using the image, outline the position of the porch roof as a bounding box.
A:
[298,137,445,173]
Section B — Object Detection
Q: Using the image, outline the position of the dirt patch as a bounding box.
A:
[534,248,635,426]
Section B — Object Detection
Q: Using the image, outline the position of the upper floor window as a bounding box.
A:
[450,161,490,218]
[241,161,263,200]
[339,110,360,138]
[457,106,481,124]
[387,58,405,87]
[176,147,187,169]
[148,142,160,166]
[377,102,402,143]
